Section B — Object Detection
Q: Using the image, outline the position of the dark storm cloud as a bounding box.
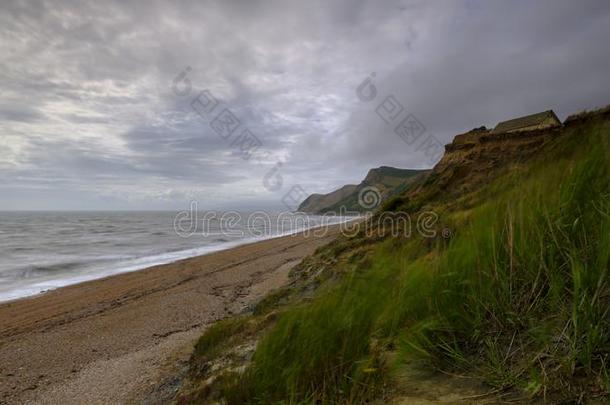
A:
[1,0,609,209]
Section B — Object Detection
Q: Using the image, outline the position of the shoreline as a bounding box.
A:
[0,216,357,305]
[0,224,343,404]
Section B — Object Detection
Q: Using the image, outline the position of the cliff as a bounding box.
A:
[297,184,358,214]
[298,166,428,214]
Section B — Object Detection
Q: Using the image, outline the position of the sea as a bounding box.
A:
[0,211,352,303]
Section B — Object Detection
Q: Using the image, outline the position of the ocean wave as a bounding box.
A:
[0,212,359,303]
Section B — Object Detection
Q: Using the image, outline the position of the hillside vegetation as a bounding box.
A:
[298,166,427,214]
[177,106,610,404]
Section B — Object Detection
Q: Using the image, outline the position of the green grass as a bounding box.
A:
[215,117,610,403]
[252,288,292,316]
[192,316,250,362]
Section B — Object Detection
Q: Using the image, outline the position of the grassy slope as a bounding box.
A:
[312,168,427,214]
[182,113,610,404]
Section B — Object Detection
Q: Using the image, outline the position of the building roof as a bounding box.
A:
[493,110,560,133]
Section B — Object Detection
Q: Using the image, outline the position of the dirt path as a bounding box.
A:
[0,228,340,404]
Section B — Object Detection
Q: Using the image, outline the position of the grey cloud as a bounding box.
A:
[0,105,45,122]
[1,0,609,209]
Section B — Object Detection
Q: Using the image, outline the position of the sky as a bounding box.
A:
[1,0,610,211]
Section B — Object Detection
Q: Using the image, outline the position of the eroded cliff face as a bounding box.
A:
[406,125,563,205]
[440,129,557,189]
[398,106,610,211]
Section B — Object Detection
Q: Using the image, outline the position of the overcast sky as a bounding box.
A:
[1,0,609,210]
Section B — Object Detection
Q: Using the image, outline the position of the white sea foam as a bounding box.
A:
[0,211,356,303]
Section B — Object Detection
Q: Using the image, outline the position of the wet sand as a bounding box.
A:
[0,226,341,404]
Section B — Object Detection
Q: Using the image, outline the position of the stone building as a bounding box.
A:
[492,110,561,134]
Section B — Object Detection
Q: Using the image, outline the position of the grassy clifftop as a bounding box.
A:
[178,106,610,404]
